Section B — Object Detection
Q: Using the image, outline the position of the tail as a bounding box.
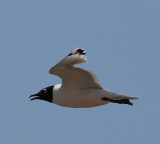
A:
[102,94,139,106]
[116,94,139,105]
[118,94,139,100]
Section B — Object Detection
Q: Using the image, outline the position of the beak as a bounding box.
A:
[29,93,42,101]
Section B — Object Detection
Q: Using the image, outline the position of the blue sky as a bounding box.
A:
[0,0,160,144]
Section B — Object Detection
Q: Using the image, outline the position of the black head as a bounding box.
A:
[29,86,54,103]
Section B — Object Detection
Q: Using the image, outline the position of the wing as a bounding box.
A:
[49,48,103,89]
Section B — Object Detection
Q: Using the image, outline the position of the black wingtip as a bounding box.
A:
[68,52,72,56]
[102,97,133,106]
[68,48,86,56]
[76,48,86,55]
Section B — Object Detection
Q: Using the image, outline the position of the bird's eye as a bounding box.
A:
[43,89,47,93]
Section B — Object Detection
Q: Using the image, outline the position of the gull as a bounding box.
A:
[29,48,138,108]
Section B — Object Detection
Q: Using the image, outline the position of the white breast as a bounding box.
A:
[52,85,111,108]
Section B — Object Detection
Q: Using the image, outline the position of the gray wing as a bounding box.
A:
[49,48,102,89]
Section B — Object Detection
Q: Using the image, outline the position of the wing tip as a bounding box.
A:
[49,67,54,74]
[68,48,86,56]
[49,48,88,74]
[49,69,52,74]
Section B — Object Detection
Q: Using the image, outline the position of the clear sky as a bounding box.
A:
[0,0,160,144]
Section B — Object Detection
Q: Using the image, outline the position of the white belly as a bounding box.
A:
[53,88,113,108]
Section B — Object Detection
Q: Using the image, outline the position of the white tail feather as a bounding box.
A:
[118,94,139,100]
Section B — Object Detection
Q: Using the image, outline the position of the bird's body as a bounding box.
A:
[53,84,108,108]
[30,48,138,108]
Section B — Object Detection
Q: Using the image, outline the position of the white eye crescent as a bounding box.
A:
[43,89,47,93]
